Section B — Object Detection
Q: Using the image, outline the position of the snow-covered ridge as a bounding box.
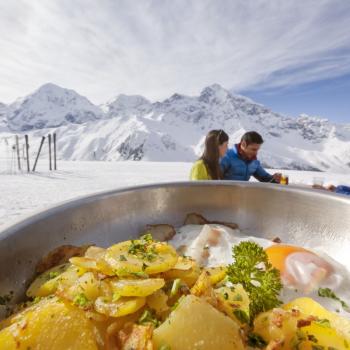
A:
[0,83,350,172]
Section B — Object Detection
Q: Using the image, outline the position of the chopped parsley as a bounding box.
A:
[138,309,160,327]
[233,309,249,324]
[128,233,158,262]
[247,333,267,348]
[73,293,89,307]
[131,271,149,278]
[318,287,348,309]
[48,271,60,279]
[315,318,331,328]
[170,279,182,297]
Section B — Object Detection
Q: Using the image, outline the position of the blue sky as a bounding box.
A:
[0,0,350,123]
[241,74,350,123]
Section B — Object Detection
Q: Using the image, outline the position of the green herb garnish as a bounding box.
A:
[315,318,331,328]
[73,293,89,307]
[138,309,160,327]
[170,279,182,297]
[128,233,158,262]
[48,271,59,279]
[233,309,249,324]
[318,287,348,309]
[227,241,282,322]
[247,333,267,348]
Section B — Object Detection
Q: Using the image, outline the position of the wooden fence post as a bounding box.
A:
[53,133,57,170]
[25,134,30,173]
[32,136,46,171]
[15,135,21,171]
[48,134,52,171]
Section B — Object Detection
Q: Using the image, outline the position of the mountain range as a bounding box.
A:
[0,83,349,172]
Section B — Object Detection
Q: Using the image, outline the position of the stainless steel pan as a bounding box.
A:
[1,181,350,309]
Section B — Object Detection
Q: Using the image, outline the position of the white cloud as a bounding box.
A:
[0,0,350,104]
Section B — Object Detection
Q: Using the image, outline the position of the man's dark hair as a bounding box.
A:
[241,131,264,145]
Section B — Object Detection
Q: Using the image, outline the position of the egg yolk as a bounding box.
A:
[265,244,334,288]
[265,245,308,274]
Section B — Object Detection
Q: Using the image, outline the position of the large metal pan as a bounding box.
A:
[1,181,350,308]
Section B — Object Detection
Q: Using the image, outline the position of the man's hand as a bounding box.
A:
[272,173,282,183]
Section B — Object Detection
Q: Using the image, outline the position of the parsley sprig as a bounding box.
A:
[227,241,282,322]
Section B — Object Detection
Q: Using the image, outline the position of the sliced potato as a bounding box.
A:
[109,278,165,297]
[214,284,250,324]
[69,256,115,276]
[283,297,350,339]
[253,302,350,350]
[70,256,99,270]
[253,308,298,347]
[298,322,350,350]
[26,263,69,298]
[94,296,146,318]
[84,246,106,259]
[173,256,195,270]
[0,297,99,350]
[116,323,153,350]
[153,295,244,350]
[105,240,177,276]
[58,271,101,305]
[204,266,227,285]
[27,263,86,298]
[147,290,169,315]
[162,265,201,287]
[190,270,212,297]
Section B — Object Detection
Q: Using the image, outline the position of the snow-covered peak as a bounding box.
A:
[199,84,231,104]
[102,94,151,117]
[7,83,104,131]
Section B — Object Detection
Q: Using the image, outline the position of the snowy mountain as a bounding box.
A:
[0,102,8,132]
[6,83,104,131]
[1,83,350,172]
[101,94,152,118]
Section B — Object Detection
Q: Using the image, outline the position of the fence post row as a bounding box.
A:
[2,134,58,173]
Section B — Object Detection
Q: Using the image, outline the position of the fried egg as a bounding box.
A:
[265,244,334,292]
[169,224,350,318]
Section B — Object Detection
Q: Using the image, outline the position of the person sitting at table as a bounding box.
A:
[220,131,281,182]
[190,129,229,180]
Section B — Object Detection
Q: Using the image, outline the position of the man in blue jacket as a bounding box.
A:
[220,131,281,182]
